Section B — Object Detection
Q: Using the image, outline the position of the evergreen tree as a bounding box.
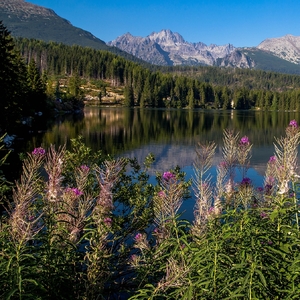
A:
[0,21,28,130]
[68,73,81,98]
[124,85,134,107]
[26,58,47,113]
[187,85,195,109]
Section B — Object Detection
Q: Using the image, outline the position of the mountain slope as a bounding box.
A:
[257,34,300,64]
[0,0,111,50]
[0,0,151,65]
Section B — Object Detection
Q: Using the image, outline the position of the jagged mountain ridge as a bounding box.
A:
[108,29,246,67]
[109,30,300,72]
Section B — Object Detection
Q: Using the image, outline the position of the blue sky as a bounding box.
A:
[28,0,300,47]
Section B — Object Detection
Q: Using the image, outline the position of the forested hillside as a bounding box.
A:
[12,37,300,111]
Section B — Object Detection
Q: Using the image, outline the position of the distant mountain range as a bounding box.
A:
[2,0,300,74]
[108,30,300,74]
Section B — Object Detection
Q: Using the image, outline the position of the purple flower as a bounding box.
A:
[241,177,251,186]
[80,165,90,172]
[162,171,175,181]
[268,156,276,163]
[104,217,112,226]
[72,188,83,196]
[257,187,264,192]
[289,119,298,128]
[32,147,46,156]
[135,233,143,241]
[66,187,83,196]
[240,136,249,145]
[260,212,268,219]
[131,254,138,262]
[158,190,165,198]
[153,227,160,234]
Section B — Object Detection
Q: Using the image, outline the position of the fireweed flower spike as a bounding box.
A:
[135,233,143,242]
[240,136,250,145]
[103,217,112,226]
[134,232,149,250]
[66,187,83,197]
[163,171,175,181]
[80,164,90,172]
[269,156,276,163]
[289,119,298,128]
[32,147,46,156]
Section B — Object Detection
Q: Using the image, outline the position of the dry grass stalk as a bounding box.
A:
[192,141,216,235]
[8,151,45,244]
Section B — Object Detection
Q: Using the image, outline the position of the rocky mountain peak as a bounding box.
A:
[108,29,239,67]
[148,29,186,45]
[257,34,300,64]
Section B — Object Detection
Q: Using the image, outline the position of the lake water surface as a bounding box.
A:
[25,107,300,220]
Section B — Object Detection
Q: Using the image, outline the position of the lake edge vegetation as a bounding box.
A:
[0,120,300,299]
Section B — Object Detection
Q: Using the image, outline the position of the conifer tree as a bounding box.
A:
[26,58,47,113]
[124,85,134,107]
[0,21,28,130]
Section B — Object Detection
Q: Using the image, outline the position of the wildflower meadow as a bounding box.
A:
[1,121,300,299]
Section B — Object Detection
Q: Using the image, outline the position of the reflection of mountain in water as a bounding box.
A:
[120,142,273,182]
[26,107,300,185]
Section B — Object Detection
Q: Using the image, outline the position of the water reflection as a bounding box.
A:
[26,107,300,181]
[23,107,300,220]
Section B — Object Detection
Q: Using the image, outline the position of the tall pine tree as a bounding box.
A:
[0,21,28,130]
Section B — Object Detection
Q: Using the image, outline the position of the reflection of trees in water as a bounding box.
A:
[27,107,300,159]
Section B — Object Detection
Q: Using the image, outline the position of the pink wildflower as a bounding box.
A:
[66,187,83,196]
[80,164,90,172]
[158,190,165,198]
[260,212,268,219]
[153,227,159,234]
[268,156,276,163]
[289,119,298,128]
[135,233,143,241]
[240,136,249,145]
[104,217,112,226]
[162,171,175,181]
[32,147,46,156]
[241,177,251,186]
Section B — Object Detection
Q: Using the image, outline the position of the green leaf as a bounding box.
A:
[254,269,267,287]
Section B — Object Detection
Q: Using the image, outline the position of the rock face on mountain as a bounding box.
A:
[216,50,256,68]
[108,29,242,67]
[257,34,300,64]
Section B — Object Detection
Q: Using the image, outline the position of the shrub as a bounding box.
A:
[1,121,300,299]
